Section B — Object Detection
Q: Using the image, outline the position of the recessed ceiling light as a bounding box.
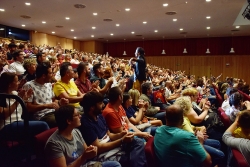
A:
[0,9,5,12]
[91,35,94,37]
[0,28,4,30]
[186,1,188,3]
[163,3,168,7]
[42,21,46,24]
[131,32,135,34]
[65,17,70,20]
[52,32,55,34]
[236,26,240,29]
[207,27,210,29]
[74,37,77,39]
[154,30,158,32]
[143,21,147,24]
[180,28,183,31]
[173,19,177,21]
[92,27,96,29]
[110,33,114,36]
[71,29,74,31]
[25,2,31,5]
[22,24,25,27]
[206,0,211,2]
[206,16,211,19]
[125,8,130,11]
[93,13,97,16]
[116,24,120,26]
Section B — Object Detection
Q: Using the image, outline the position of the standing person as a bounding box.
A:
[44,105,121,167]
[130,47,146,92]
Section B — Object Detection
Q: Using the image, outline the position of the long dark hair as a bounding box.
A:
[136,47,146,65]
[0,72,17,93]
[122,92,131,109]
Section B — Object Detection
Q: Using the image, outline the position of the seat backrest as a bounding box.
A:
[231,149,249,167]
[238,90,250,101]
[144,137,158,167]
[217,107,224,115]
[35,127,58,159]
[220,111,231,128]
[215,88,223,107]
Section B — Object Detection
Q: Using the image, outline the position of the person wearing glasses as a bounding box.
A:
[45,105,121,167]
[8,50,26,76]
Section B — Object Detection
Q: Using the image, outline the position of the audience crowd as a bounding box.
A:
[0,38,250,167]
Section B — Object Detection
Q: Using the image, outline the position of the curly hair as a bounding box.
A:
[174,96,192,115]
[182,87,198,97]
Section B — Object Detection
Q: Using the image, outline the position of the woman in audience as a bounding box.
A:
[174,96,225,167]
[0,72,49,140]
[225,92,243,122]
[122,93,162,136]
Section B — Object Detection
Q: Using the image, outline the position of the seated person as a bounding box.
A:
[139,82,166,125]
[44,105,121,167]
[102,87,152,141]
[225,92,243,122]
[8,50,26,76]
[23,62,68,128]
[122,93,162,136]
[154,105,212,167]
[53,62,84,111]
[222,109,250,166]
[174,96,225,166]
[78,92,147,167]
[221,87,238,111]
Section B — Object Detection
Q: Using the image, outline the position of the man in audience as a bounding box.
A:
[23,61,68,128]
[36,52,47,65]
[7,43,17,60]
[164,80,180,103]
[139,82,166,124]
[53,62,84,111]
[79,91,147,167]
[45,105,121,167]
[222,106,250,166]
[90,63,107,89]
[102,86,152,140]
[154,105,212,167]
[9,50,26,76]
[129,47,146,92]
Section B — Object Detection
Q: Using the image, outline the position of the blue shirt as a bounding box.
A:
[154,125,206,167]
[78,114,108,145]
[123,106,136,119]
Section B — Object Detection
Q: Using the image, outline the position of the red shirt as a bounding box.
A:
[75,78,92,94]
[102,103,129,131]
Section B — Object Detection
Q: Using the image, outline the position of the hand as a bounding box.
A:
[48,102,59,109]
[195,130,205,144]
[155,107,160,111]
[59,98,69,106]
[138,100,145,108]
[140,132,152,140]
[122,132,134,143]
[92,80,100,88]
[83,145,97,160]
[107,77,114,85]
[244,101,250,110]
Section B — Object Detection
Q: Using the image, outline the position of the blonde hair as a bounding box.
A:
[128,89,140,106]
[182,87,198,97]
[174,96,192,115]
[23,58,37,70]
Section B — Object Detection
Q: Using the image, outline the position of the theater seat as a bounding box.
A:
[34,127,58,165]
[214,88,223,107]
[238,90,250,101]
[144,137,158,167]
[231,149,249,167]
[217,107,224,115]
[220,111,231,129]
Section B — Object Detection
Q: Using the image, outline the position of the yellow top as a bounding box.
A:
[182,116,195,133]
[233,127,250,139]
[53,80,80,107]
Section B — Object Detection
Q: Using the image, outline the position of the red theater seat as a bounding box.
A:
[144,137,158,167]
[231,149,249,167]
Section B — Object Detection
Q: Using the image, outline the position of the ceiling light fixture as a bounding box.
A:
[125,8,130,11]
[74,37,77,39]
[71,29,74,31]
[180,28,183,31]
[22,24,25,27]
[206,16,211,19]
[173,19,177,21]
[92,27,96,29]
[110,33,113,36]
[25,2,31,5]
[52,32,55,34]
[42,21,46,24]
[116,24,120,26]
[93,13,97,15]
[123,39,127,55]
[236,26,240,29]
[206,0,211,2]
[143,21,147,24]
[230,33,235,53]
[91,35,94,37]
[206,34,211,54]
[183,35,188,54]
[162,36,166,54]
[163,3,168,7]
[154,30,158,32]
[207,27,210,29]
[131,32,135,34]
[0,9,5,12]
[65,17,70,20]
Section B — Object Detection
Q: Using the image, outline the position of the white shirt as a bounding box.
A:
[9,61,26,75]
[70,59,80,64]
[221,99,230,111]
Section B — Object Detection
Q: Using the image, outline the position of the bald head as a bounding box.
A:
[165,105,184,127]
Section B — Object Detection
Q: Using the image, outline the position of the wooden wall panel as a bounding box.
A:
[73,40,80,51]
